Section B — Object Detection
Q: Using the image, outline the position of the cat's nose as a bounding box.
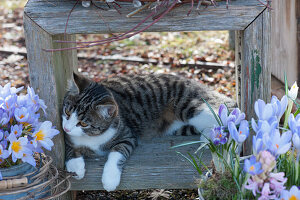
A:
[63,127,70,133]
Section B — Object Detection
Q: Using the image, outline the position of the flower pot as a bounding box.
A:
[0,162,37,200]
[0,156,71,200]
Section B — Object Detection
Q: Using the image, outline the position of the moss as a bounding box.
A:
[199,171,238,200]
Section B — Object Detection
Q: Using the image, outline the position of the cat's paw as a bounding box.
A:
[66,157,86,180]
[101,152,124,191]
[102,162,121,191]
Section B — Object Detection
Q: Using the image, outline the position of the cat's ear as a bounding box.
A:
[71,72,91,93]
[96,104,117,120]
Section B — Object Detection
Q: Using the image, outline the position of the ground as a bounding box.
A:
[0,1,235,199]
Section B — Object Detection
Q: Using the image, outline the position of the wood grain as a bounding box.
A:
[240,9,271,155]
[24,0,266,35]
[70,136,210,190]
[270,0,298,87]
[23,14,78,169]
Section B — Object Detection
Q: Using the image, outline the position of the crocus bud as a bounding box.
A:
[288,82,299,100]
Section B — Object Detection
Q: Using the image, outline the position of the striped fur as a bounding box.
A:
[62,72,235,191]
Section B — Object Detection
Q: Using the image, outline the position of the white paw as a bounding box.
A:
[101,152,124,191]
[102,164,121,191]
[66,157,86,180]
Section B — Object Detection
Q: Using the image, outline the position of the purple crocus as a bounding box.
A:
[252,118,278,135]
[7,133,31,162]
[210,126,228,145]
[14,107,30,123]
[254,99,276,121]
[263,129,292,156]
[218,104,245,127]
[270,95,288,121]
[32,121,59,151]
[288,114,300,134]
[10,124,23,137]
[21,151,36,167]
[252,135,265,155]
[26,87,47,114]
[0,109,9,126]
[228,120,249,143]
[0,144,10,159]
[244,156,264,175]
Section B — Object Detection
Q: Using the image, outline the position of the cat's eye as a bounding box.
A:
[65,109,71,117]
[78,121,88,127]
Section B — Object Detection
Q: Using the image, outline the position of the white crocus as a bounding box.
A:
[284,81,299,129]
[288,81,299,100]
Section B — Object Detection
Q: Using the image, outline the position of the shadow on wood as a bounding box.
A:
[70,136,210,190]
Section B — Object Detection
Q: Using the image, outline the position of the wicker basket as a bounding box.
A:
[0,155,71,200]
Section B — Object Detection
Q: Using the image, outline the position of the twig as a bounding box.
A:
[187,0,194,16]
[64,0,79,37]
[112,2,122,14]
[127,2,153,17]
[45,0,179,52]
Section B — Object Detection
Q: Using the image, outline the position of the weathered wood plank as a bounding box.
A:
[297,0,300,86]
[70,136,209,190]
[23,14,78,169]
[24,0,266,35]
[270,0,298,86]
[241,9,271,155]
[235,30,242,108]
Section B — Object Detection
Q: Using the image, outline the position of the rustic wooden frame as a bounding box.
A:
[23,0,271,192]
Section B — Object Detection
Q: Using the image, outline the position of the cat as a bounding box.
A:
[62,72,235,191]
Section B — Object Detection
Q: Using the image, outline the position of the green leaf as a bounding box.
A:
[285,72,288,96]
[187,152,203,175]
[195,142,209,154]
[171,141,204,149]
[200,96,222,126]
[176,151,203,175]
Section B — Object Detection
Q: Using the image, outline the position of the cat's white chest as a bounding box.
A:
[70,127,117,153]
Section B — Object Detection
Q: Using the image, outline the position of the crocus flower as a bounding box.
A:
[10,124,23,137]
[21,151,36,167]
[0,144,9,159]
[210,126,228,145]
[0,83,22,98]
[229,120,249,143]
[279,185,300,200]
[0,109,9,126]
[244,156,264,175]
[252,135,265,155]
[1,94,17,114]
[32,121,59,151]
[289,114,300,133]
[7,133,30,162]
[254,99,275,121]
[288,81,299,100]
[218,104,245,127]
[264,129,292,156]
[14,107,30,123]
[252,118,278,136]
[26,87,47,114]
[270,95,288,120]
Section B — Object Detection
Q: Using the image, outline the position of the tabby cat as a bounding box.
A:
[62,72,234,191]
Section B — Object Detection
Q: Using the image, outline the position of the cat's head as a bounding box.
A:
[62,72,118,137]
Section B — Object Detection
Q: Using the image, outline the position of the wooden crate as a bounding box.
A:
[23,0,271,193]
